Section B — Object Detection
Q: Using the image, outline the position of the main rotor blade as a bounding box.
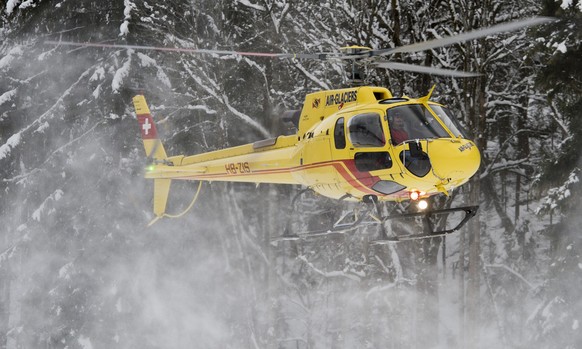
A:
[44,40,335,60]
[374,62,481,77]
[372,16,555,57]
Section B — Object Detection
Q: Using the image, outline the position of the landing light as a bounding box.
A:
[409,191,420,201]
[147,165,155,172]
[409,190,427,201]
[418,200,429,210]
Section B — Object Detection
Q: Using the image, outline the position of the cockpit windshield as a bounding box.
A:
[387,104,452,145]
[430,105,467,138]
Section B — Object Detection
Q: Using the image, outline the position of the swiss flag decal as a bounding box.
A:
[137,114,157,139]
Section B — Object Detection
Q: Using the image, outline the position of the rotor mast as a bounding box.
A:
[340,46,372,86]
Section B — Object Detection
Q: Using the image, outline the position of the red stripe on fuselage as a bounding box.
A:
[340,159,381,189]
[329,160,381,196]
[171,159,381,196]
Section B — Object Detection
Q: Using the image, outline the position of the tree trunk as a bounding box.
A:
[0,261,9,349]
[466,179,481,349]
[416,237,442,348]
[466,71,487,348]
[458,229,466,349]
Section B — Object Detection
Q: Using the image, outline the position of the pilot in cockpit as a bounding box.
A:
[390,111,409,145]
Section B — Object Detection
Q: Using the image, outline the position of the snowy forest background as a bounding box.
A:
[1,0,581,348]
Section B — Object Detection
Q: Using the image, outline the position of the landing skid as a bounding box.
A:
[370,231,461,244]
[272,190,478,243]
[371,205,479,243]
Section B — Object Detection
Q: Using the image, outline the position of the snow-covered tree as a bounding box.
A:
[1,1,580,348]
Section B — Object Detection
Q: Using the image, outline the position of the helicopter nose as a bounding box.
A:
[426,139,481,186]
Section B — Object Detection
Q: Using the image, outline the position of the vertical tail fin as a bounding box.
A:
[133,94,167,160]
[150,178,171,225]
[133,95,170,224]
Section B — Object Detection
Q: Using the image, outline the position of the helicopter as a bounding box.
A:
[47,16,553,241]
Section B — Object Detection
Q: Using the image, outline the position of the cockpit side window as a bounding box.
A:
[387,105,449,142]
[388,109,410,145]
[348,113,385,147]
[334,117,346,149]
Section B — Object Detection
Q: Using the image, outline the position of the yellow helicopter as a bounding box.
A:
[134,85,480,241]
[47,17,553,241]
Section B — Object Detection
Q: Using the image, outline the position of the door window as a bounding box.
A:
[334,117,346,149]
[348,113,385,147]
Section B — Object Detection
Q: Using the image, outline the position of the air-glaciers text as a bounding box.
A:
[325,90,357,107]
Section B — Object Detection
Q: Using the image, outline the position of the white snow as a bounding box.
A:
[0,89,17,106]
[17,0,36,11]
[235,0,266,11]
[37,50,51,61]
[89,67,105,82]
[0,46,23,70]
[561,0,572,8]
[31,189,64,221]
[574,320,579,330]
[0,133,21,160]
[136,52,171,88]
[112,55,132,93]
[34,121,49,133]
[186,105,217,114]
[560,0,582,10]
[137,52,156,67]
[58,262,73,280]
[4,0,37,14]
[119,21,130,36]
[92,85,101,99]
[119,0,136,37]
[555,41,567,53]
[54,190,63,201]
[536,171,579,214]
[4,0,21,15]
[78,335,94,349]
